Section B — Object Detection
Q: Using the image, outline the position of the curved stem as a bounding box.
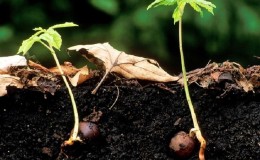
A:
[178,19,206,160]
[48,46,79,142]
[179,19,199,130]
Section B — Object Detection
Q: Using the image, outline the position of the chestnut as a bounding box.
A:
[78,121,100,142]
[169,131,195,159]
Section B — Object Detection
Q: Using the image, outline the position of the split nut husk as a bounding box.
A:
[169,131,195,158]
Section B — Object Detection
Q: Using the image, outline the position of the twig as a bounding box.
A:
[91,70,110,94]
[109,85,120,110]
[91,52,122,94]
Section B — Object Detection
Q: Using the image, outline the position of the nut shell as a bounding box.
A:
[169,131,195,158]
[78,121,100,142]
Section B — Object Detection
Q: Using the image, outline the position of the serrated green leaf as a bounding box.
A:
[46,28,62,50]
[17,35,40,55]
[18,22,78,55]
[188,0,216,15]
[147,0,177,10]
[172,7,181,24]
[172,1,186,24]
[190,2,203,15]
[148,0,216,23]
[195,1,215,15]
[50,22,78,29]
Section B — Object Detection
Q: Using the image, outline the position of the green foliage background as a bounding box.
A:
[0,0,259,73]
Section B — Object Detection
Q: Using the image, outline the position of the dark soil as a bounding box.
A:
[0,73,260,160]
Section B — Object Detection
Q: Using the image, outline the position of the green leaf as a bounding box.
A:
[147,0,177,10]
[33,27,43,31]
[191,0,216,15]
[17,22,78,54]
[50,22,78,29]
[148,0,216,23]
[39,32,54,44]
[17,35,40,55]
[46,28,62,50]
[190,2,202,16]
[172,1,186,24]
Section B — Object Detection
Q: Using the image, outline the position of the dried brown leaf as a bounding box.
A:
[235,79,253,92]
[249,74,260,88]
[68,43,178,82]
[68,66,93,86]
[11,68,59,95]
[28,60,50,72]
[30,61,91,86]
[49,61,80,76]
[0,74,23,96]
[0,55,27,74]
[210,72,221,81]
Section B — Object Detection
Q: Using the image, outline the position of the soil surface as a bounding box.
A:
[1,68,260,160]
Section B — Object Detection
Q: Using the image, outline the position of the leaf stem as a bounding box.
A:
[178,19,206,160]
[45,43,79,141]
[178,19,199,130]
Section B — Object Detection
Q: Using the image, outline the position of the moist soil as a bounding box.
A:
[0,69,260,160]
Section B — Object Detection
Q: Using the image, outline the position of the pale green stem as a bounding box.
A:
[41,41,79,141]
[178,19,199,130]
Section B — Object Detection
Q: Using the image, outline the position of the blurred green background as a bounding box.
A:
[0,0,259,74]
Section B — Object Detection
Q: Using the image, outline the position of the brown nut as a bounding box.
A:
[169,131,195,158]
[78,121,100,142]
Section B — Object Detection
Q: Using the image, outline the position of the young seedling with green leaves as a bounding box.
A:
[148,0,216,159]
[17,22,81,146]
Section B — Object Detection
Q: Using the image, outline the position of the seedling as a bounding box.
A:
[148,0,216,159]
[17,22,81,145]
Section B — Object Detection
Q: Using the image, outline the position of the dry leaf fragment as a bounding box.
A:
[0,55,27,74]
[28,60,50,73]
[49,61,80,76]
[178,61,258,92]
[210,72,221,81]
[68,66,92,86]
[49,62,92,86]
[235,79,253,92]
[0,74,23,97]
[30,61,92,86]
[249,74,260,88]
[11,67,60,95]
